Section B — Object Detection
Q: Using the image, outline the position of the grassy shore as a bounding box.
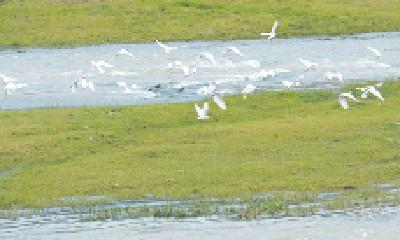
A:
[1,0,400,47]
[1,80,400,209]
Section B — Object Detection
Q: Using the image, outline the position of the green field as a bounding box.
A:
[1,0,400,47]
[1,80,399,209]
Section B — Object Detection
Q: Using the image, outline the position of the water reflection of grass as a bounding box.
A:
[1,0,400,47]
[1,80,400,211]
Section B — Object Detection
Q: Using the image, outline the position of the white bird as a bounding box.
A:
[339,92,357,109]
[4,82,27,96]
[324,72,343,82]
[114,48,135,58]
[199,52,217,66]
[71,77,95,92]
[261,21,278,40]
[224,46,244,56]
[195,102,210,119]
[117,82,139,93]
[0,74,16,83]
[197,83,216,96]
[155,40,178,54]
[282,80,300,89]
[213,94,226,110]
[242,84,256,99]
[367,47,381,58]
[298,58,318,70]
[356,85,384,101]
[91,60,114,74]
[259,69,276,79]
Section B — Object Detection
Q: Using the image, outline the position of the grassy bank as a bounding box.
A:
[1,0,400,47]
[1,80,400,209]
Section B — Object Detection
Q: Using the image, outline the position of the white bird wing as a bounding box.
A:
[271,21,278,33]
[369,87,384,101]
[367,47,381,57]
[213,95,226,110]
[156,40,167,49]
[339,95,349,109]
[203,102,209,112]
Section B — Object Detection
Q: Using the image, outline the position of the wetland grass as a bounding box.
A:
[1,80,400,214]
[1,0,400,47]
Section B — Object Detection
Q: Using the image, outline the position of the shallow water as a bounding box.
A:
[1,32,400,109]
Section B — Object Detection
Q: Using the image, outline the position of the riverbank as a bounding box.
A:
[1,0,400,47]
[1,80,400,209]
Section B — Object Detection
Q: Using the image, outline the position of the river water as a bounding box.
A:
[1,32,400,109]
[1,32,400,238]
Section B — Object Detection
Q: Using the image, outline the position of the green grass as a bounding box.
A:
[1,0,400,47]
[1,80,400,209]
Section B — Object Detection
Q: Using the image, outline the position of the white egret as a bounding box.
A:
[356,85,384,101]
[197,83,216,96]
[155,40,178,54]
[213,94,226,110]
[199,52,217,66]
[0,74,16,83]
[224,46,244,56]
[339,92,357,109]
[4,82,27,96]
[114,48,135,58]
[324,72,343,82]
[117,82,139,93]
[195,102,210,119]
[261,21,278,40]
[298,58,318,70]
[282,80,300,89]
[91,60,114,74]
[242,84,256,99]
[367,47,381,58]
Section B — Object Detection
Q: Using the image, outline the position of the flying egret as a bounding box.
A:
[298,58,318,70]
[155,40,178,54]
[224,46,244,56]
[0,74,16,83]
[339,92,357,109]
[114,48,135,58]
[367,47,381,58]
[324,72,343,82]
[199,52,217,66]
[117,82,139,93]
[213,94,226,110]
[242,84,256,99]
[91,60,114,74]
[356,85,384,101]
[4,82,27,96]
[261,21,278,40]
[195,102,210,119]
[197,83,216,96]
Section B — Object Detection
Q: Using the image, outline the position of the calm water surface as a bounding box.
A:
[1,32,400,109]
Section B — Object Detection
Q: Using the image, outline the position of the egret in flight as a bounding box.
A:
[261,21,278,40]
[114,48,135,58]
[91,60,114,74]
[224,46,244,56]
[367,47,381,58]
[199,52,217,66]
[155,40,178,54]
[299,58,318,70]
[339,92,357,109]
[356,85,384,101]
[195,102,210,119]
[213,94,227,110]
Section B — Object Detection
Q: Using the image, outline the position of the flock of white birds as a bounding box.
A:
[0,20,388,118]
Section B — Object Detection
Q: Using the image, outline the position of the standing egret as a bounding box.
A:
[261,21,278,40]
[195,102,210,119]
[155,40,178,54]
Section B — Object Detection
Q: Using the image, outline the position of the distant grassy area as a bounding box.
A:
[0,0,400,47]
[1,80,400,208]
